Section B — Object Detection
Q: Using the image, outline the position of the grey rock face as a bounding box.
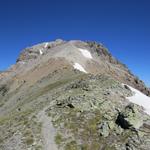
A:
[98,121,110,137]
[116,104,143,129]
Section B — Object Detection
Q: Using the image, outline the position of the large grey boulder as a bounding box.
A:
[116,104,143,129]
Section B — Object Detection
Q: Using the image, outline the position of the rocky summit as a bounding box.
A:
[0,39,150,150]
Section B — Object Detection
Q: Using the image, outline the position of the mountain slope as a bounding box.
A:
[0,39,150,150]
[1,39,149,96]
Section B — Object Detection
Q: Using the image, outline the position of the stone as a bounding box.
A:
[116,104,143,129]
[103,114,112,120]
[108,121,115,130]
[98,122,109,137]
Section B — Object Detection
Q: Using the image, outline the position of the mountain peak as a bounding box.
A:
[13,39,149,96]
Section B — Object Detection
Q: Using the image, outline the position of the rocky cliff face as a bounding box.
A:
[0,39,150,150]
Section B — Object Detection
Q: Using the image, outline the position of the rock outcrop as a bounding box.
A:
[116,104,143,129]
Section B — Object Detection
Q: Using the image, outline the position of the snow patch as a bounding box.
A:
[44,43,49,48]
[73,63,87,73]
[78,48,93,59]
[19,61,25,65]
[39,49,43,55]
[125,84,150,115]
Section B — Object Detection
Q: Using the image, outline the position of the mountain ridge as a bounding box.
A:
[1,39,149,96]
[0,39,150,150]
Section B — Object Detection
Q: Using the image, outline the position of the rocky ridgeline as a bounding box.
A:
[45,75,150,150]
[16,39,65,62]
[86,41,150,96]
[15,39,150,96]
[0,39,150,150]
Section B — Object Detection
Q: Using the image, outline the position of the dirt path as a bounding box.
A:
[38,109,58,150]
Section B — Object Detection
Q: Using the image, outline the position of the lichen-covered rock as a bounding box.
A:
[98,121,110,137]
[116,104,143,129]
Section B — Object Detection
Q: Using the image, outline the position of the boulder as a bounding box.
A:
[116,104,143,129]
[98,122,110,137]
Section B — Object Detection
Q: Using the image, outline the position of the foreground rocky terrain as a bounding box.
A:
[0,39,150,150]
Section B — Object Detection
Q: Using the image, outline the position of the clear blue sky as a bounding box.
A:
[0,0,150,86]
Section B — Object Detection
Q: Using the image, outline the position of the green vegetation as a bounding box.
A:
[55,133,63,145]
[25,136,34,145]
[65,141,78,150]
[0,108,42,149]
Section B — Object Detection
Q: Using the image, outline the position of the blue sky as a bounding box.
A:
[0,0,150,86]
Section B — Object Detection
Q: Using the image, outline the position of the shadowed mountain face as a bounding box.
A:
[0,39,150,150]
